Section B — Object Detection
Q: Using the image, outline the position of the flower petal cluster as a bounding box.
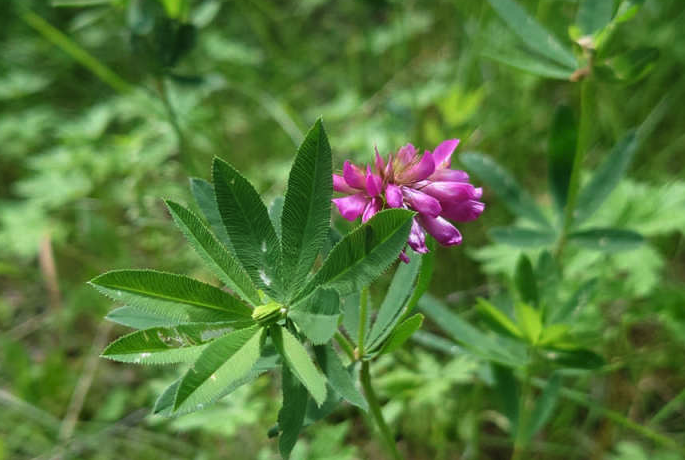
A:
[332,139,484,262]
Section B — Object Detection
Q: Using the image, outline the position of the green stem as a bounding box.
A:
[334,332,356,362]
[555,76,593,258]
[360,361,403,460]
[511,369,533,460]
[155,77,198,176]
[357,287,369,358]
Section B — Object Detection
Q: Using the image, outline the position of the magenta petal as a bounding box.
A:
[441,199,485,222]
[402,186,442,217]
[398,249,410,264]
[401,152,436,183]
[407,218,428,253]
[343,161,366,190]
[419,181,479,202]
[365,166,383,197]
[429,169,470,182]
[333,193,368,221]
[418,215,462,246]
[432,139,460,169]
[385,184,403,208]
[396,144,418,164]
[333,174,357,193]
[362,197,382,223]
[374,146,385,173]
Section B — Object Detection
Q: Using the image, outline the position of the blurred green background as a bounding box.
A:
[1,0,684,458]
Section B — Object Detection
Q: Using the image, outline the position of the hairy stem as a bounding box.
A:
[334,331,356,362]
[360,361,403,460]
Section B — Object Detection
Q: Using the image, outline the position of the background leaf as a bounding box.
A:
[524,373,562,441]
[489,226,557,248]
[314,344,368,411]
[514,254,539,306]
[568,228,644,252]
[576,0,615,35]
[548,105,577,212]
[377,313,424,355]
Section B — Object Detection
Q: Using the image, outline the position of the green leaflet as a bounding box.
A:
[489,226,557,248]
[460,152,551,228]
[280,119,333,296]
[514,303,542,345]
[403,238,436,317]
[212,157,283,299]
[289,287,340,345]
[105,306,182,329]
[568,228,644,252]
[269,196,285,239]
[548,105,577,212]
[302,209,414,298]
[486,0,577,70]
[476,298,522,339]
[314,344,367,411]
[376,313,424,356]
[366,250,422,350]
[523,373,562,442]
[101,324,228,365]
[166,200,260,305]
[514,254,539,306]
[173,325,263,412]
[272,326,327,406]
[550,279,597,324]
[493,364,520,435]
[277,365,308,459]
[189,177,233,252]
[481,48,575,80]
[576,0,614,35]
[90,269,253,324]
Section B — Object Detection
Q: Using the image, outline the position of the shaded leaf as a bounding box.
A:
[547,348,605,370]
[482,48,575,80]
[548,105,577,212]
[289,288,340,345]
[377,314,424,355]
[493,364,520,435]
[314,344,368,411]
[489,226,557,248]
[515,254,538,306]
[278,365,308,459]
[576,0,614,35]
[524,373,562,441]
[596,48,659,84]
[550,279,597,323]
[568,228,644,252]
[190,177,233,252]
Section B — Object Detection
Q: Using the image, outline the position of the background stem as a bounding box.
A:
[360,361,403,460]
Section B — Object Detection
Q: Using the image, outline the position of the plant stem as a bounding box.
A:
[511,369,533,460]
[555,76,593,258]
[155,76,198,176]
[334,331,356,362]
[360,361,403,460]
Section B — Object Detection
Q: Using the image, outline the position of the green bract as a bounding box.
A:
[90,119,419,459]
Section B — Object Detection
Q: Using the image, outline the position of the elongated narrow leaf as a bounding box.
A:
[302,209,414,298]
[269,196,285,239]
[482,48,575,80]
[487,0,577,69]
[281,119,333,295]
[153,379,181,415]
[493,364,520,435]
[568,228,644,252]
[547,348,605,370]
[101,324,224,364]
[273,327,327,406]
[366,251,422,349]
[105,306,181,329]
[460,152,551,227]
[524,373,562,441]
[341,292,361,343]
[278,365,308,459]
[90,270,253,324]
[489,226,557,248]
[377,314,424,355]
[403,238,436,317]
[166,201,260,305]
[174,325,262,412]
[314,344,368,411]
[213,158,283,298]
[548,105,577,212]
[550,279,597,323]
[190,177,233,251]
[576,0,614,35]
[514,303,542,345]
[515,255,538,306]
[597,48,659,84]
[289,288,340,345]
[575,131,638,223]
[477,298,522,339]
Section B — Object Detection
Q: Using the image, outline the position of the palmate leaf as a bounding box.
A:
[213,157,283,299]
[101,323,232,365]
[281,119,333,296]
[173,325,263,412]
[189,177,233,252]
[301,209,414,299]
[272,326,327,406]
[90,270,253,324]
[278,365,308,459]
[165,200,260,305]
[314,344,367,411]
[289,287,340,345]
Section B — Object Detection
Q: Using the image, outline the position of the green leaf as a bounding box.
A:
[166,200,260,305]
[153,379,181,415]
[341,292,362,344]
[568,228,644,252]
[90,270,253,324]
[101,324,223,365]
[213,157,283,299]
[403,238,436,317]
[281,119,333,295]
[550,279,597,323]
[190,177,233,252]
[476,298,522,339]
[489,226,557,248]
[460,152,551,227]
[514,254,538,306]
[269,196,285,239]
[596,48,659,84]
[538,324,571,347]
[514,303,542,345]
[486,0,577,69]
[377,314,424,355]
[524,373,562,441]
[481,48,575,80]
[546,348,605,370]
[105,306,181,329]
[302,209,414,298]
[493,364,520,435]
[575,131,638,223]
[278,365,308,459]
[576,0,614,35]
[314,344,368,411]
[366,250,422,349]
[272,327,327,406]
[174,325,263,412]
[289,288,340,345]
[548,105,577,212]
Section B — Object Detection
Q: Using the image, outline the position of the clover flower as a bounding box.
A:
[332,139,484,262]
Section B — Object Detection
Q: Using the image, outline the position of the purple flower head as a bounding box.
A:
[332,139,485,261]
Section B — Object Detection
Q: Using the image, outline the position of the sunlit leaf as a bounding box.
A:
[477,298,522,339]
[514,303,542,345]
